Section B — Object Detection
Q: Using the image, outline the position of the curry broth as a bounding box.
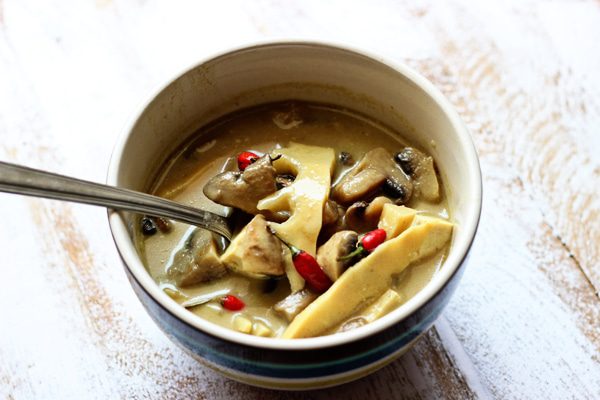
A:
[140,101,449,338]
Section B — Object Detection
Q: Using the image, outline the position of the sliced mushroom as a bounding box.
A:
[394,147,417,176]
[394,147,440,202]
[344,196,393,232]
[322,199,340,226]
[166,228,227,287]
[220,215,285,278]
[382,179,409,201]
[364,196,393,223]
[273,288,319,322]
[318,200,348,241]
[343,201,369,232]
[332,148,413,205]
[203,155,278,215]
[316,230,358,281]
[333,168,386,205]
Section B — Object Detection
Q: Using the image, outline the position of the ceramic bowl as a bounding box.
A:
[107,41,482,390]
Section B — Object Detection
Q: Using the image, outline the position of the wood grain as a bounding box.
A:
[0,0,599,398]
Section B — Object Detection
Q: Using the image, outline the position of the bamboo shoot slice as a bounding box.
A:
[283,215,453,338]
[377,204,417,239]
[258,143,335,291]
[258,143,335,255]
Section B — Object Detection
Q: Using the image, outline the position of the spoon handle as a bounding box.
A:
[0,161,231,240]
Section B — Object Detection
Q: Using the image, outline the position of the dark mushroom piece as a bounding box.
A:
[203,155,278,215]
[141,216,172,235]
[316,230,358,281]
[364,196,393,224]
[394,147,440,202]
[166,228,228,287]
[318,200,348,241]
[275,174,295,190]
[332,148,413,205]
[343,201,369,232]
[141,216,157,235]
[343,196,393,232]
[273,288,319,322]
[322,199,341,226]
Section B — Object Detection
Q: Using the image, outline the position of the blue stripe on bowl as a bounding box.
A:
[172,298,442,377]
[125,258,465,380]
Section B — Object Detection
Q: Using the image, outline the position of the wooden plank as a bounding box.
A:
[400,1,600,397]
[0,1,479,397]
[1,0,599,398]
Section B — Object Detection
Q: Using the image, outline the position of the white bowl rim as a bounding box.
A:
[107,39,482,351]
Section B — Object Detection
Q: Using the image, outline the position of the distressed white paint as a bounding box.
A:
[1,0,599,398]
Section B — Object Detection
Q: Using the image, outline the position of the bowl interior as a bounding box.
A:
[108,41,481,349]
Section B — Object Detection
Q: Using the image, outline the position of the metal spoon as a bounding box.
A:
[0,161,231,240]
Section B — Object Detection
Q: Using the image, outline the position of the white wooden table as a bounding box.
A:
[1,1,598,398]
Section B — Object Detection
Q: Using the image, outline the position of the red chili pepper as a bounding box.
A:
[361,228,387,252]
[221,294,245,311]
[237,151,259,171]
[290,249,332,293]
[273,234,332,293]
[339,228,387,261]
